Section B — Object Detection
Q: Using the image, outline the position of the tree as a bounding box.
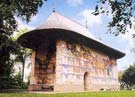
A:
[0,34,18,89]
[0,0,46,89]
[118,71,127,89]
[12,69,22,89]
[121,64,135,89]
[13,28,32,88]
[0,0,46,35]
[94,0,135,37]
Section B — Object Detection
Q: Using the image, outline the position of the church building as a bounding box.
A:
[18,11,125,92]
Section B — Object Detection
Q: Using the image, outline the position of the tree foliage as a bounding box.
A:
[13,28,32,88]
[94,0,135,37]
[0,0,46,89]
[121,64,135,89]
[0,0,46,35]
[0,32,19,89]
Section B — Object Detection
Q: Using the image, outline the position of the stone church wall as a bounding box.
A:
[29,39,119,92]
[55,40,119,92]
[29,42,56,91]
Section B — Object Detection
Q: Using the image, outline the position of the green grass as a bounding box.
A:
[0,90,135,97]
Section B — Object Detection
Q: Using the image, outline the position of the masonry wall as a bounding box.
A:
[29,42,56,91]
[29,39,119,92]
[54,40,119,92]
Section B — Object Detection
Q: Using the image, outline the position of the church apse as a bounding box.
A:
[29,41,56,91]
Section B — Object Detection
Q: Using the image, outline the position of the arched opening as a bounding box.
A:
[84,72,89,91]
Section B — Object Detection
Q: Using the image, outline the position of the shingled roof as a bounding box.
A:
[17,11,125,59]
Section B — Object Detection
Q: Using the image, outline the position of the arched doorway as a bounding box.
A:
[84,72,89,91]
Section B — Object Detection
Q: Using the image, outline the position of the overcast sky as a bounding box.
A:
[17,0,134,71]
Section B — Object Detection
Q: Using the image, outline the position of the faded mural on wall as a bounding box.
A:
[34,42,56,85]
[30,39,119,91]
[57,40,118,85]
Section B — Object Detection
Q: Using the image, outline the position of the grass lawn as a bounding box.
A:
[0,90,135,97]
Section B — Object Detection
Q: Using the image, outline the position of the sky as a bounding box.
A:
[17,0,135,71]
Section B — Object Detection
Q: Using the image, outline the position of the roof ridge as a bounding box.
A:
[54,12,88,30]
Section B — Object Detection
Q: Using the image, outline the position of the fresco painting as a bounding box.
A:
[57,40,117,85]
[34,42,56,85]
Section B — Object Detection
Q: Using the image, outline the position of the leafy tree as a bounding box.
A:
[0,0,46,89]
[118,71,127,89]
[121,64,135,89]
[0,32,19,89]
[12,69,22,89]
[13,28,32,88]
[0,0,46,34]
[94,0,135,37]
